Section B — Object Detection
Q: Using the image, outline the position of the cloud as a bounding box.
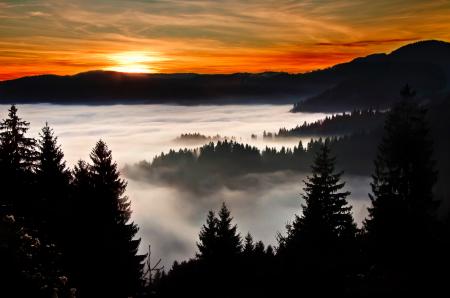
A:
[315,37,422,48]
[28,11,51,17]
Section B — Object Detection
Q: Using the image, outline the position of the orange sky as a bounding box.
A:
[1,0,450,81]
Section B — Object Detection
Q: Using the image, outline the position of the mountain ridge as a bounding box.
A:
[1,40,449,109]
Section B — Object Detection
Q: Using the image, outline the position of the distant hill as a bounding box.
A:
[1,40,449,108]
[293,40,450,112]
[0,71,322,104]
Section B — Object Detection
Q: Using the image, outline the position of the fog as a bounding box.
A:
[0,104,371,267]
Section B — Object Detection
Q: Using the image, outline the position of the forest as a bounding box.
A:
[1,86,450,297]
[126,133,378,194]
[174,133,235,144]
[276,109,386,137]
[129,88,450,205]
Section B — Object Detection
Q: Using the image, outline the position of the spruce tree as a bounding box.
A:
[216,202,242,258]
[288,143,356,247]
[0,105,36,216]
[68,160,93,293]
[281,143,356,295]
[197,210,218,260]
[88,140,145,297]
[243,232,255,256]
[72,160,92,198]
[197,203,242,261]
[35,123,71,242]
[363,86,438,292]
[253,240,266,257]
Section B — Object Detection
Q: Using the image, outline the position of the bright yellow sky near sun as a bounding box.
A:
[0,0,450,80]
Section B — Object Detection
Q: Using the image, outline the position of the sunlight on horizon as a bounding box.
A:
[104,51,166,73]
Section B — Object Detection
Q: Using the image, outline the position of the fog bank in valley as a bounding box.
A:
[127,171,370,267]
[0,104,371,267]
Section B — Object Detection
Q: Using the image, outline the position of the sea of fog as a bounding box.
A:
[0,104,371,267]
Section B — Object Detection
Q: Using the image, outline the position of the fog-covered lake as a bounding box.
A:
[0,104,370,267]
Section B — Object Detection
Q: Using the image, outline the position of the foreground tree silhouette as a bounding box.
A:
[216,203,242,258]
[35,123,72,244]
[197,210,218,260]
[68,160,93,294]
[280,143,357,295]
[197,203,241,261]
[90,140,145,297]
[0,214,71,297]
[0,105,36,217]
[71,141,145,297]
[243,232,255,256]
[162,203,243,297]
[363,86,438,294]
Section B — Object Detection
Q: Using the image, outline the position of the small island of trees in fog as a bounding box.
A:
[174,133,236,144]
[1,86,450,297]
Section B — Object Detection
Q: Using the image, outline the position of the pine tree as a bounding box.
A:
[243,232,255,256]
[363,86,438,292]
[281,142,357,295]
[288,143,356,247]
[216,202,242,258]
[35,123,71,242]
[197,203,242,261]
[253,240,265,257]
[197,210,218,260]
[68,159,94,294]
[265,245,274,257]
[0,105,36,216]
[88,140,145,297]
[72,160,92,198]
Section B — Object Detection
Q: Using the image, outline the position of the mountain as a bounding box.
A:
[0,71,322,104]
[293,40,450,112]
[1,40,449,109]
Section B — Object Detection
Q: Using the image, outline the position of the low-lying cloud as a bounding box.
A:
[127,171,370,267]
[0,103,371,267]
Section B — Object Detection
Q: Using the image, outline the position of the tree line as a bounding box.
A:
[276,108,386,138]
[127,130,379,192]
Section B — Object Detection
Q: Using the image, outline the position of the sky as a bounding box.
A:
[1,0,450,80]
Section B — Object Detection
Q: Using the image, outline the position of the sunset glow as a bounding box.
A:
[103,52,165,73]
[1,0,450,80]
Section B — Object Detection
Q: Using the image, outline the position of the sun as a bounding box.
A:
[104,51,165,73]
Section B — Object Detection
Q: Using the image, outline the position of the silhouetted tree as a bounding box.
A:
[216,202,242,258]
[69,142,145,297]
[88,140,145,297]
[363,86,438,294]
[253,240,266,257]
[0,213,71,298]
[68,160,93,295]
[0,105,36,217]
[196,203,241,260]
[243,232,255,256]
[280,142,357,295]
[35,123,72,243]
[197,210,218,260]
